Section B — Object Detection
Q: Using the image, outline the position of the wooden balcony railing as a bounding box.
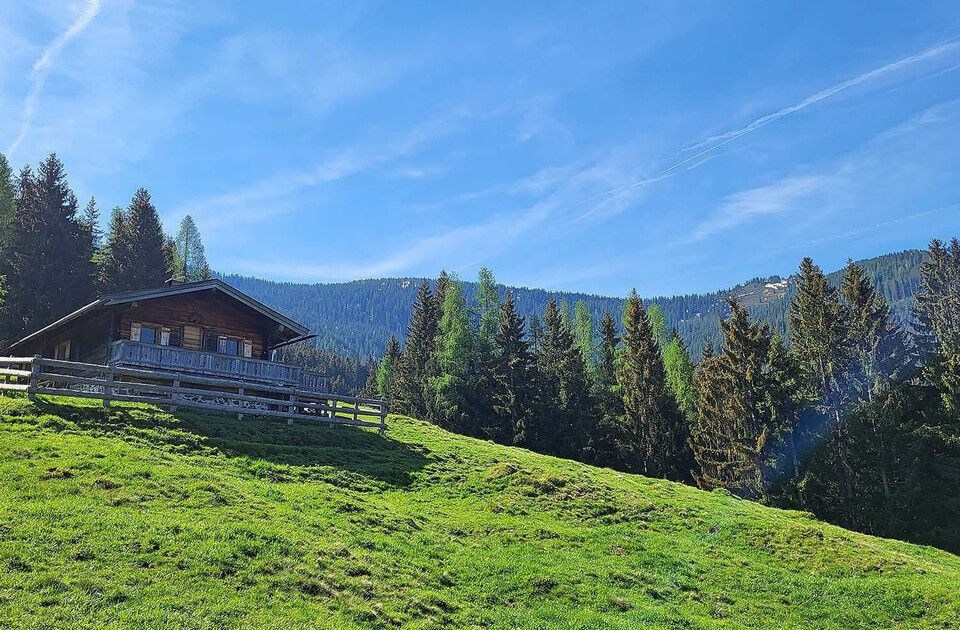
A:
[106,340,328,393]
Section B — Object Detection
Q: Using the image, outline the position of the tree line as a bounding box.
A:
[0,153,211,345]
[219,249,925,361]
[378,247,960,553]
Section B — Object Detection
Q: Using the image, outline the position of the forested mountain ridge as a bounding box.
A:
[219,248,925,359]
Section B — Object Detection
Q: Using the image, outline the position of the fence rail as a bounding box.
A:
[0,356,387,432]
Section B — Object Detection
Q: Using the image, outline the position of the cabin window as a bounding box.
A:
[218,337,240,356]
[53,340,71,360]
[139,326,158,345]
[242,339,253,358]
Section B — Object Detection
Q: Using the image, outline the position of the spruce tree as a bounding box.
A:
[393,280,438,418]
[647,303,668,348]
[0,153,15,255]
[589,311,624,467]
[533,299,591,458]
[0,155,95,341]
[617,291,690,480]
[492,292,534,445]
[173,215,212,282]
[789,257,856,507]
[81,197,102,252]
[691,299,791,500]
[98,207,130,292]
[125,188,172,289]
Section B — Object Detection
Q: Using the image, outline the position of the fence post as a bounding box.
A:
[27,356,40,401]
[330,399,337,420]
[237,387,244,421]
[379,403,388,435]
[170,379,180,413]
[103,370,114,407]
[286,392,297,426]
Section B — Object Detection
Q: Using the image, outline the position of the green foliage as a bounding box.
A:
[492,292,534,445]
[172,215,212,282]
[99,189,173,293]
[429,276,475,430]
[647,303,667,348]
[0,155,96,343]
[573,300,594,368]
[663,334,697,421]
[617,292,690,480]
[1,396,959,628]
[0,153,15,254]
[376,335,402,401]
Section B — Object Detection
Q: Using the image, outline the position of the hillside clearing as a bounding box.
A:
[0,395,957,629]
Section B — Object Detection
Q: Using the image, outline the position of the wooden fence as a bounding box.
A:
[0,356,387,432]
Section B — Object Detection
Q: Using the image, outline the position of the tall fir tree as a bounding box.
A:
[647,303,668,348]
[172,215,212,282]
[0,155,95,342]
[573,300,595,369]
[393,280,439,418]
[588,311,624,467]
[492,292,534,445]
[0,153,15,255]
[616,291,690,480]
[99,190,172,292]
[533,299,592,459]
[691,299,791,500]
[789,257,856,508]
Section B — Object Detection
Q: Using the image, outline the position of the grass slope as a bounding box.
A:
[0,396,958,629]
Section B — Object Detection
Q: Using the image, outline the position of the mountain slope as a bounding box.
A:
[219,249,925,359]
[1,395,957,629]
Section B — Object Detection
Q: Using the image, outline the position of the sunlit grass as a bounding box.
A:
[0,394,957,629]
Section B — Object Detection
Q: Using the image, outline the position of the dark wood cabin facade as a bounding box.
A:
[3,280,326,392]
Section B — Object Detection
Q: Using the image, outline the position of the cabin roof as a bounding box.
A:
[5,279,310,353]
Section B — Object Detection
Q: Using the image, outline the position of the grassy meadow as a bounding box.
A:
[0,395,958,629]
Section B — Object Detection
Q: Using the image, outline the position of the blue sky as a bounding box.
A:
[2,1,960,297]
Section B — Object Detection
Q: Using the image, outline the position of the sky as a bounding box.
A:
[2,1,960,298]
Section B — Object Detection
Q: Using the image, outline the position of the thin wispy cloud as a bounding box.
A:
[6,0,103,157]
[690,175,830,243]
[669,40,960,173]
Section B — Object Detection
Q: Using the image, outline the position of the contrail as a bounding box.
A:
[582,39,960,199]
[7,0,104,158]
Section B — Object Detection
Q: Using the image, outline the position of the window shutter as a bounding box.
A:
[130,322,141,342]
[160,327,171,346]
[217,337,227,354]
[242,339,253,358]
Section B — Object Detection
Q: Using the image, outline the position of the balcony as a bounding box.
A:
[106,340,328,393]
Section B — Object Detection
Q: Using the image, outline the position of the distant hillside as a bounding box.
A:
[2,395,959,628]
[219,249,926,359]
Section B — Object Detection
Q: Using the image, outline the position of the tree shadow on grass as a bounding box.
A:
[33,398,431,489]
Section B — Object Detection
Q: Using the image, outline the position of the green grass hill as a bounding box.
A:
[1,395,958,629]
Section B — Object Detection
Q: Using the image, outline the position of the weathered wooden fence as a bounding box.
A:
[0,356,387,432]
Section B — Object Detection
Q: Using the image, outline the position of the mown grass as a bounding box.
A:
[0,394,958,629]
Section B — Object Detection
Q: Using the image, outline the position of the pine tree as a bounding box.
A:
[376,335,402,401]
[915,239,960,357]
[789,257,856,507]
[81,197,102,252]
[98,207,130,292]
[125,188,172,289]
[647,303,668,348]
[492,292,534,445]
[533,299,591,458]
[617,291,690,480]
[0,155,95,342]
[173,215,212,282]
[589,311,624,467]
[0,153,15,255]
[528,313,544,352]
[691,299,791,500]
[393,280,439,418]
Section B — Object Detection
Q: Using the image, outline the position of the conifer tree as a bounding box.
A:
[617,291,690,480]
[647,303,668,348]
[528,313,544,352]
[691,299,791,500]
[0,155,95,341]
[589,311,624,467]
[173,215,212,282]
[915,238,960,357]
[376,335,402,401]
[125,188,172,289]
[789,257,856,504]
[393,280,439,418]
[81,197,102,252]
[492,292,534,445]
[533,299,591,458]
[0,153,15,255]
[98,207,130,292]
